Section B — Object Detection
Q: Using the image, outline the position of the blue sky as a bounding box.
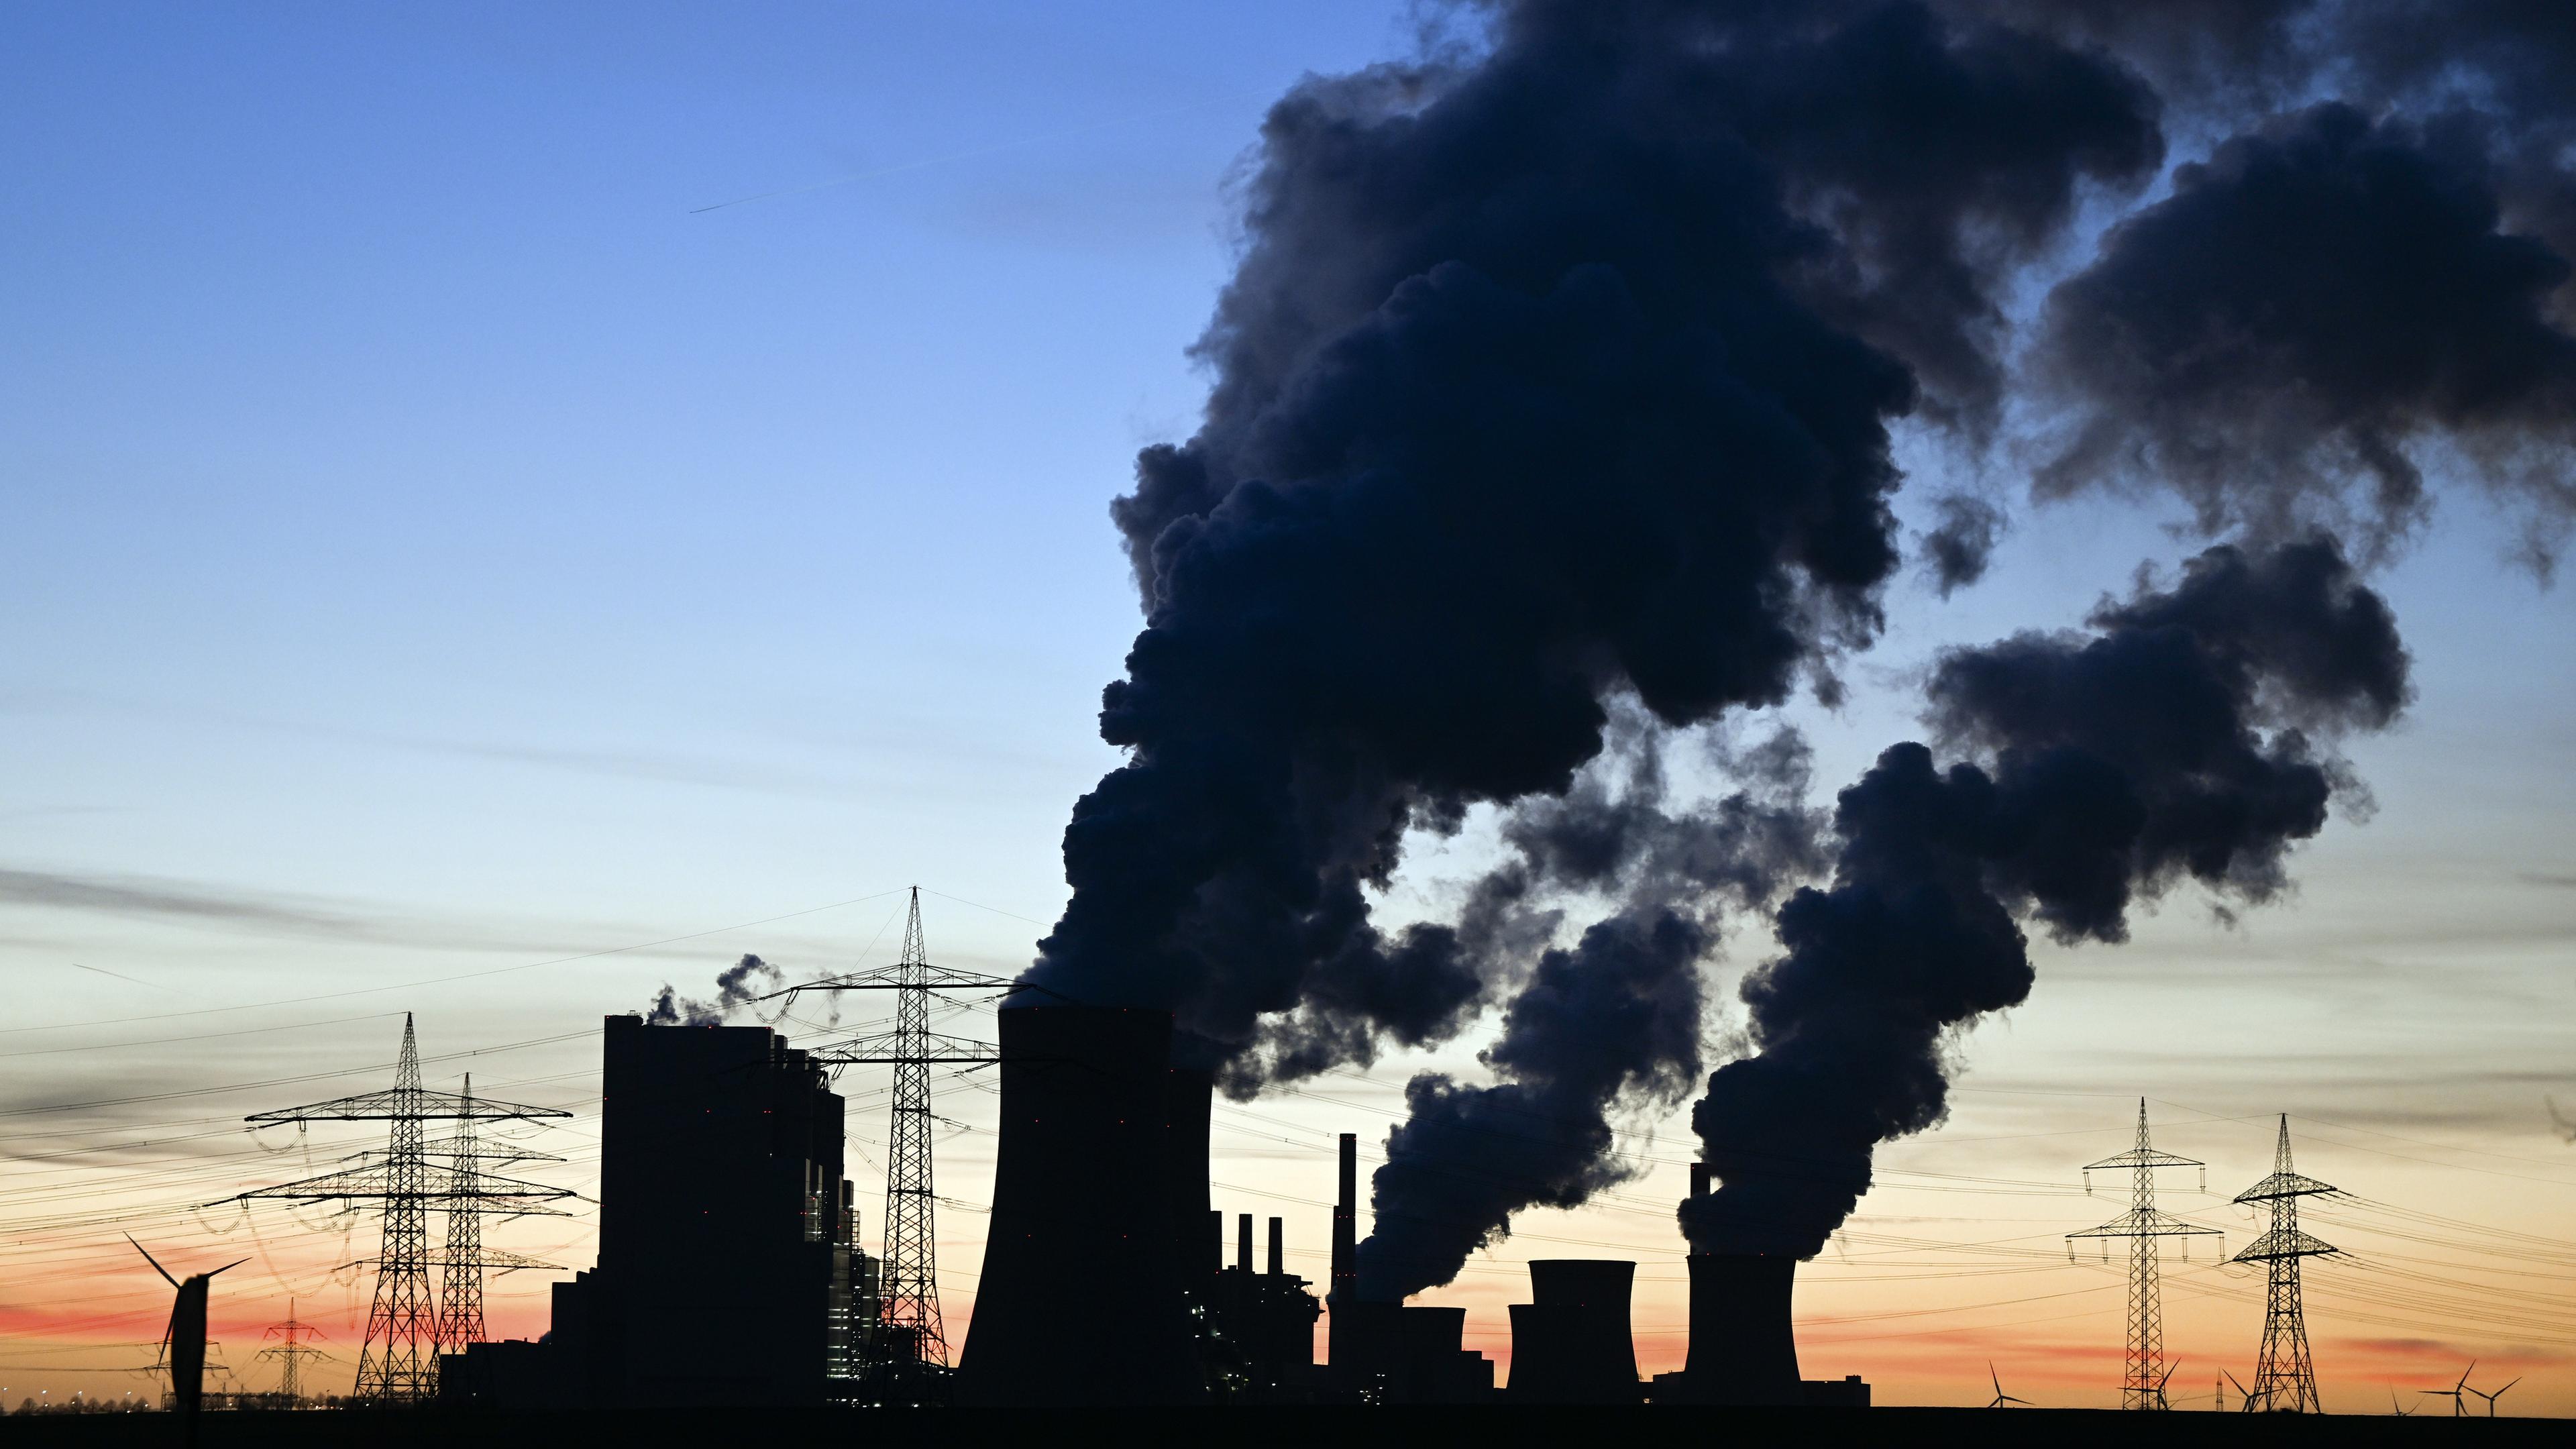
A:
[4,1,2574,1410]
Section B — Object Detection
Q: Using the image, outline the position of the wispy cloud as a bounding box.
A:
[0,868,358,936]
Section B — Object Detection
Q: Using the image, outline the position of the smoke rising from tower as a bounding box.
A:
[1004,0,2576,1295]
[1024,0,2163,1087]
[645,954,781,1027]
[1685,539,2409,1254]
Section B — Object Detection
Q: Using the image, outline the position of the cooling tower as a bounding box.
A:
[1681,1253,1803,1405]
[1507,1258,1640,1403]
[955,1005,1206,1405]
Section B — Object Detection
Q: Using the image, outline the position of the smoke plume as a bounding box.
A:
[1684,539,2409,1255]
[2035,104,2576,563]
[1352,723,1823,1298]
[644,954,782,1028]
[1025,0,2165,1088]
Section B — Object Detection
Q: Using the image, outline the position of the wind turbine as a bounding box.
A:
[2387,1386,2416,1416]
[2224,1368,2253,1413]
[2420,1360,2476,1417]
[1985,1362,2031,1408]
[2155,1360,2179,1411]
[130,1236,247,1433]
[2468,1376,2522,1417]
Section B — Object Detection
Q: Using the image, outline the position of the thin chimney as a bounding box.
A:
[1332,1132,1356,1303]
[1237,1212,1254,1273]
[1268,1216,1285,1277]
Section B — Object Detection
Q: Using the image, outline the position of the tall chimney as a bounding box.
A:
[1682,1254,1802,1405]
[1237,1212,1254,1273]
[1689,1162,1709,1200]
[1267,1216,1285,1277]
[1209,1210,1224,1272]
[1329,1131,1357,1368]
[1333,1132,1356,1297]
[955,1005,1206,1405]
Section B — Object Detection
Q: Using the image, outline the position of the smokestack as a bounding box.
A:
[1268,1216,1285,1277]
[1689,1163,1708,1200]
[1329,1131,1356,1364]
[1209,1210,1224,1273]
[1681,1254,1801,1406]
[956,1006,1205,1405]
[1506,1260,1640,1403]
[1238,1213,1254,1273]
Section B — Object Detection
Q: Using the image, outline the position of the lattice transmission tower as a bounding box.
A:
[2231,1115,2337,1413]
[256,1301,330,1404]
[427,1073,570,1350]
[2070,1100,2221,1409]
[775,888,1013,1403]
[237,1016,571,1402]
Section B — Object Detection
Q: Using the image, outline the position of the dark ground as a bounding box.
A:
[0,1407,2563,1447]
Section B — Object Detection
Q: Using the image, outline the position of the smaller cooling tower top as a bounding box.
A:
[1528,1258,1635,1311]
[1509,1259,1640,1403]
[954,1005,1207,1405]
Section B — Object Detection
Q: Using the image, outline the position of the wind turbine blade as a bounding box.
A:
[207,1258,251,1277]
[125,1234,178,1288]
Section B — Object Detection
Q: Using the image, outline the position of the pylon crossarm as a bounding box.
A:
[2232,1171,2337,1203]
[763,963,1022,1004]
[2230,1227,2337,1263]
[247,1088,570,1125]
[2068,1209,2221,1240]
[814,1029,1001,1065]
[2083,1146,2204,1171]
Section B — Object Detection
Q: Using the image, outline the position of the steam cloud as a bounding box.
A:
[1005,0,2573,1291]
[1354,725,1823,1299]
[1025,0,2160,1090]
[644,954,781,1028]
[1686,539,2409,1254]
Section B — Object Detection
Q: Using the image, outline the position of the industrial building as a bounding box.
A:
[544,1015,874,1406]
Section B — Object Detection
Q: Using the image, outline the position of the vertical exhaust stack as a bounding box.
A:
[1682,1254,1803,1405]
[1267,1216,1285,1277]
[956,1006,1205,1405]
[1507,1259,1640,1403]
[1328,1132,1356,1366]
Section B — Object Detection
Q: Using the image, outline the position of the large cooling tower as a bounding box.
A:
[955,1005,1206,1405]
[1681,1253,1803,1405]
[1507,1258,1640,1403]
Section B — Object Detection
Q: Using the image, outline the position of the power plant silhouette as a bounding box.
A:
[190,904,2418,1419]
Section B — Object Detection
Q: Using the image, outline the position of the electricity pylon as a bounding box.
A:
[238,1015,570,1402]
[774,888,1013,1403]
[2069,1100,2220,1409]
[256,1301,330,1404]
[2231,1115,2337,1413]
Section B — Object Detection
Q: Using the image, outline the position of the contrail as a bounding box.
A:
[72,961,162,989]
[689,90,1270,215]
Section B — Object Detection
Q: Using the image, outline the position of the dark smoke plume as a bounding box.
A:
[1352,723,1824,1298]
[1026,0,2165,1087]
[644,954,782,1028]
[1684,539,2408,1255]
[2035,104,2576,564]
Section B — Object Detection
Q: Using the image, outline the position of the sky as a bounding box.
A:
[3,0,2575,1416]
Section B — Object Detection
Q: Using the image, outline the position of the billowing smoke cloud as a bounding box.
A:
[2035,104,2576,562]
[1684,539,2409,1254]
[1024,0,2165,1088]
[644,954,782,1028]
[1352,723,1823,1298]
